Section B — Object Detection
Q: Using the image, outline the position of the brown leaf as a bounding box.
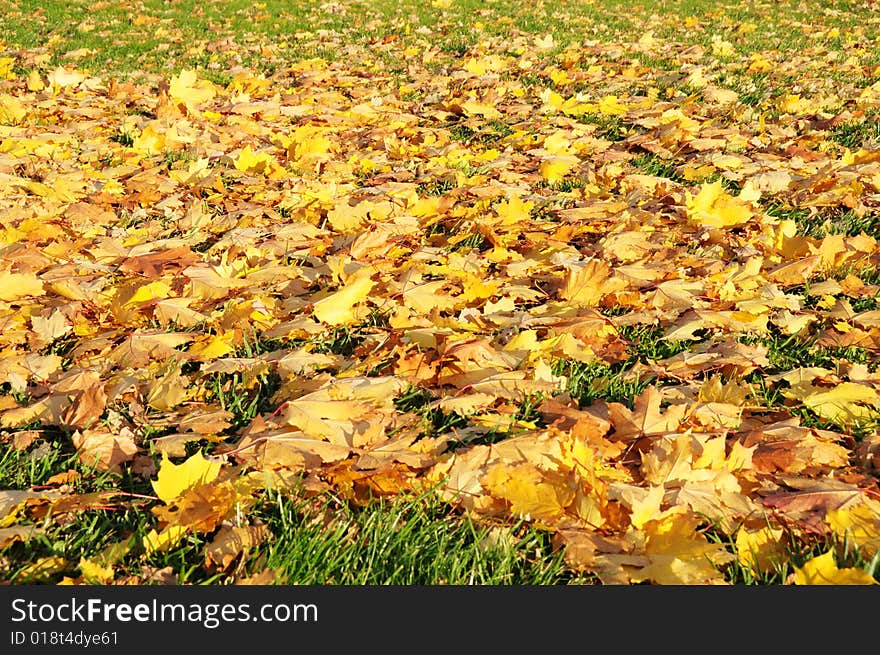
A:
[118,246,201,279]
[203,522,270,571]
[153,481,236,533]
[0,525,45,548]
[71,427,138,473]
[606,386,688,441]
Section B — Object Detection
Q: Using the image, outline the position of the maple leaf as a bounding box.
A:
[168,69,217,109]
[71,427,138,473]
[539,156,578,183]
[559,258,620,307]
[78,557,115,584]
[494,194,533,226]
[3,3,880,586]
[598,95,627,116]
[761,477,865,531]
[403,280,458,314]
[744,420,851,475]
[606,386,688,440]
[685,180,754,228]
[31,309,72,345]
[233,146,284,179]
[312,271,375,325]
[46,66,86,90]
[783,381,880,427]
[825,500,880,557]
[793,551,877,585]
[460,100,502,120]
[0,270,44,301]
[0,94,27,124]
[146,364,190,411]
[153,481,236,533]
[630,510,733,584]
[143,525,188,556]
[735,525,787,575]
[481,462,574,522]
[13,556,69,583]
[203,523,269,572]
[151,451,222,503]
[26,70,44,91]
[626,484,667,530]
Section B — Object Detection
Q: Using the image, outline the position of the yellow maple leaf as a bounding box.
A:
[482,462,574,522]
[794,551,877,585]
[31,309,71,344]
[777,94,813,115]
[607,386,688,441]
[735,525,786,575]
[146,364,190,411]
[282,398,374,442]
[632,510,732,584]
[401,279,458,314]
[26,69,45,91]
[0,57,15,80]
[47,66,87,90]
[787,382,880,427]
[746,54,774,75]
[629,484,666,530]
[710,35,735,57]
[143,525,188,556]
[598,94,627,116]
[122,280,173,308]
[132,124,166,155]
[234,145,284,178]
[151,450,222,503]
[312,272,375,325]
[0,271,44,301]
[78,557,115,584]
[286,125,334,162]
[187,332,236,360]
[460,100,502,120]
[169,69,216,108]
[560,258,614,306]
[495,194,533,226]
[0,94,27,125]
[168,156,212,184]
[13,556,68,583]
[539,156,578,183]
[463,55,509,76]
[825,500,880,557]
[543,130,574,156]
[686,181,753,228]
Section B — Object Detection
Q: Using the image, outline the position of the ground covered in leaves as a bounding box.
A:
[1,0,880,584]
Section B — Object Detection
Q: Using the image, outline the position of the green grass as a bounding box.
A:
[552,324,699,408]
[0,441,577,584]
[577,114,630,142]
[630,152,685,183]
[1,0,874,82]
[829,115,880,150]
[766,204,880,239]
[255,489,578,584]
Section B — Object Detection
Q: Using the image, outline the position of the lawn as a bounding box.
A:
[0,0,879,585]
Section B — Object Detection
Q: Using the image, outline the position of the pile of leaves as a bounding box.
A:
[1,5,880,584]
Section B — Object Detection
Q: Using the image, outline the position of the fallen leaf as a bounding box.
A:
[151,451,222,503]
[794,551,877,585]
